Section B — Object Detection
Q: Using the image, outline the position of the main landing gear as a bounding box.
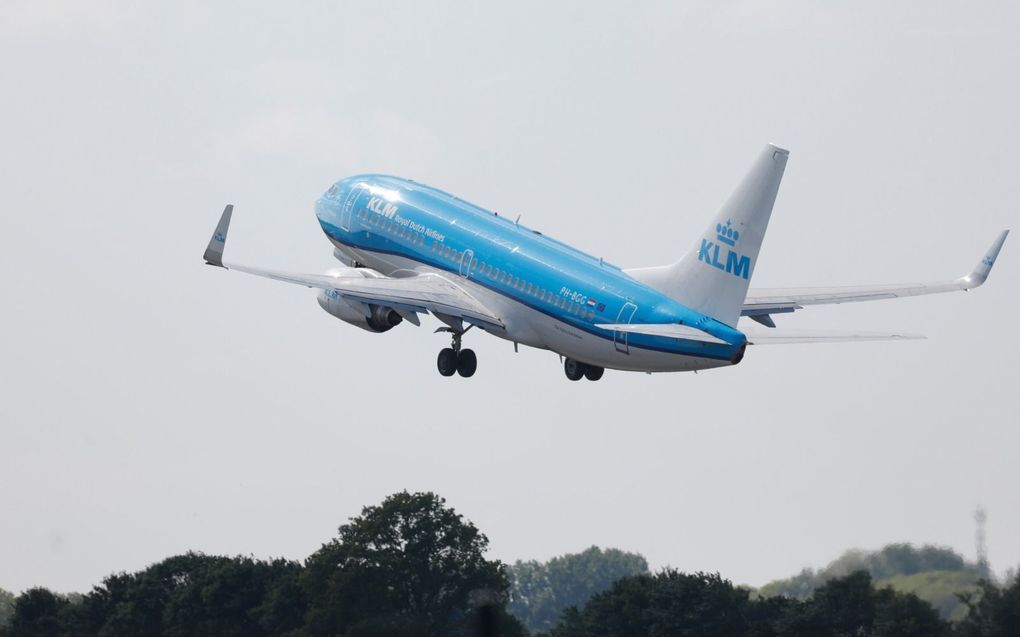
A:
[436,328,477,378]
[564,358,604,382]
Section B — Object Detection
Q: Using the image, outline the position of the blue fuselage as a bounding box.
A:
[315,175,745,364]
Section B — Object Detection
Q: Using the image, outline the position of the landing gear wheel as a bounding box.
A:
[564,358,585,381]
[583,365,604,381]
[437,348,458,376]
[456,349,477,377]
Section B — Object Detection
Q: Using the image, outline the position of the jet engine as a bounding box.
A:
[314,268,404,333]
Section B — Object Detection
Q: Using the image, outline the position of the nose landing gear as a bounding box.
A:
[564,358,604,382]
[435,327,477,378]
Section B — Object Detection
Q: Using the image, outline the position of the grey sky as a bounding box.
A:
[1,1,1017,594]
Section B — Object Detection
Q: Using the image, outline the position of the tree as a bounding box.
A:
[543,569,952,637]
[545,570,757,637]
[0,589,15,629]
[509,546,648,633]
[778,571,949,637]
[954,574,1020,637]
[3,588,72,637]
[758,543,982,620]
[71,552,302,637]
[301,491,517,637]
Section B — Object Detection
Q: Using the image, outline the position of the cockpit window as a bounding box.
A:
[327,184,338,197]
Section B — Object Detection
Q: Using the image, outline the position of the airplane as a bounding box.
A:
[203,144,1008,381]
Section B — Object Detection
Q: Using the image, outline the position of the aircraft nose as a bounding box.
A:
[316,183,344,219]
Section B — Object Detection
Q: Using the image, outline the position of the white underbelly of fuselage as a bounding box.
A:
[333,242,730,373]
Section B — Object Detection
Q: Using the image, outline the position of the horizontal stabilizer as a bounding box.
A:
[745,329,925,345]
[594,323,730,345]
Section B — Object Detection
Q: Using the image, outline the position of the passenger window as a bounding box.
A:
[472,257,478,270]
[526,282,533,294]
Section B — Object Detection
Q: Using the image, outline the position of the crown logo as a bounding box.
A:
[716,220,740,247]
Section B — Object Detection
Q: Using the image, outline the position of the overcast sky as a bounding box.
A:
[1,1,1018,594]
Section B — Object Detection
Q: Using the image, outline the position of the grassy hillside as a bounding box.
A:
[879,570,981,621]
[759,544,985,621]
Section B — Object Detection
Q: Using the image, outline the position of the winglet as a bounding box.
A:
[961,230,1009,288]
[203,205,234,267]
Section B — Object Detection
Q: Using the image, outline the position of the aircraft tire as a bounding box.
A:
[583,365,604,381]
[564,358,585,381]
[437,348,458,376]
[456,349,477,377]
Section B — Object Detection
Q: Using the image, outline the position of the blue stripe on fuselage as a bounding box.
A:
[315,175,744,360]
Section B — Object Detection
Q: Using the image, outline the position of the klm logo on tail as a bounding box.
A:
[698,220,751,280]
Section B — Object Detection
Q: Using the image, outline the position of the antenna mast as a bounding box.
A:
[974,506,989,576]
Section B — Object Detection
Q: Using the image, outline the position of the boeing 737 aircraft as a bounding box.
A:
[203,144,1007,381]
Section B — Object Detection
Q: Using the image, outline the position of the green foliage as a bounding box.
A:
[759,543,982,620]
[0,589,14,629]
[0,491,522,637]
[544,569,952,637]
[3,588,73,637]
[509,546,648,633]
[779,571,950,637]
[5,503,1020,637]
[954,574,1020,637]
[544,570,760,637]
[881,571,981,621]
[302,491,513,637]
[67,552,302,637]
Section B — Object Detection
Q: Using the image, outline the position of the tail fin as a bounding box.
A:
[627,144,788,326]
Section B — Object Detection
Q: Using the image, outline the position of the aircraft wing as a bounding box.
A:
[203,205,504,331]
[742,230,1008,326]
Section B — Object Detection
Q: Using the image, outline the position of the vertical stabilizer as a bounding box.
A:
[627,144,788,326]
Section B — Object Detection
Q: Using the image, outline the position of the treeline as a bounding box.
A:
[508,546,649,633]
[1,492,524,637]
[550,568,1020,637]
[1,491,1018,636]
[759,543,988,620]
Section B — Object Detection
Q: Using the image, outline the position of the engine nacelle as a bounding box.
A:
[315,268,403,333]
